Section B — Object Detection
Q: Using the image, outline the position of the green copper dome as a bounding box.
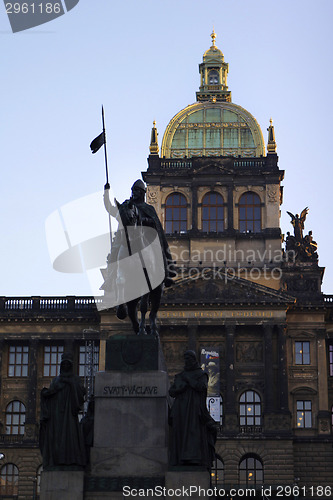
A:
[161,101,265,159]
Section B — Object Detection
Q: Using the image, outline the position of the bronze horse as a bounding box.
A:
[113,199,165,336]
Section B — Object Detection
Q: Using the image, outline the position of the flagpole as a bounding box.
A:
[100,106,113,250]
[101,105,109,185]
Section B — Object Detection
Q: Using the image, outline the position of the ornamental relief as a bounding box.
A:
[319,418,330,432]
[236,341,263,363]
[146,188,158,205]
[266,185,279,203]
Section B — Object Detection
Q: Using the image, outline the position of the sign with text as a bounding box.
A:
[201,347,220,397]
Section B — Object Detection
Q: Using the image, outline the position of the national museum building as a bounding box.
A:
[0,32,332,499]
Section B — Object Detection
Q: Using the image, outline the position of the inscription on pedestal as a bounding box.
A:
[95,371,168,398]
[103,385,158,396]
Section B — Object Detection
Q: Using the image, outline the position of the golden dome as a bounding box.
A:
[161,100,265,159]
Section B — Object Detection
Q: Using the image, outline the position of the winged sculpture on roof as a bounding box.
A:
[286,207,309,241]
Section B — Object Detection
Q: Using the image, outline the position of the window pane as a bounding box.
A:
[305,413,312,427]
[165,207,172,219]
[254,207,261,219]
[246,207,253,219]
[217,207,224,219]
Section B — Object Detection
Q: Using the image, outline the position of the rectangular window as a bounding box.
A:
[329,345,333,376]
[79,343,99,377]
[296,400,312,428]
[43,345,64,377]
[295,341,310,365]
[8,345,29,377]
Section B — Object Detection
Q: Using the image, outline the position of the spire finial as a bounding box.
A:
[211,29,217,47]
[267,118,277,154]
[149,120,159,155]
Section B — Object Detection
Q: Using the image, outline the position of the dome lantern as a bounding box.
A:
[196,30,231,103]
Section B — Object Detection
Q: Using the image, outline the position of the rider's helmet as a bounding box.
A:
[131,179,147,193]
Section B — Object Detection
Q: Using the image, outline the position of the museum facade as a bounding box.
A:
[0,32,332,499]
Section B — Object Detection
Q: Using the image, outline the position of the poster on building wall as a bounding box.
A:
[200,347,220,396]
[207,397,221,423]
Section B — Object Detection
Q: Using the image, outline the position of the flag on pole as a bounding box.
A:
[90,131,105,154]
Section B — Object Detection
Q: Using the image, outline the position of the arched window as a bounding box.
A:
[5,401,25,435]
[211,454,224,486]
[165,193,187,234]
[208,70,219,85]
[239,391,261,429]
[0,463,19,496]
[239,192,261,233]
[202,192,224,232]
[239,454,263,486]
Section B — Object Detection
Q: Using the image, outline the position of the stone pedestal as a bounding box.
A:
[40,470,84,500]
[86,335,169,498]
[165,469,211,500]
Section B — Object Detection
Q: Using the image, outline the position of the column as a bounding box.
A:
[0,339,3,401]
[24,340,38,441]
[187,322,198,351]
[26,340,38,424]
[264,324,274,413]
[277,324,289,411]
[225,323,236,413]
[227,185,234,232]
[316,329,330,434]
[192,186,198,231]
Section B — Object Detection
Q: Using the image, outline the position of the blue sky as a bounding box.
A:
[1,0,332,296]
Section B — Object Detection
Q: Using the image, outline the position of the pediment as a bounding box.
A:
[193,159,234,175]
[290,386,317,395]
[193,164,233,175]
[163,269,295,306]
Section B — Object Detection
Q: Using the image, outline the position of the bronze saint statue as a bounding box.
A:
[169,350,217,468]
[102,179,176,335]
[39,353,86,469]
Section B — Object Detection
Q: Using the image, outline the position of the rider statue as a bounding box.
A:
[104,179,175,286]
[103,179,176,334]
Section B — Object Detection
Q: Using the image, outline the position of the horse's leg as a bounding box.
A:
[149,284,163,336]
[138,294,149,335]
[126,299,140,334]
